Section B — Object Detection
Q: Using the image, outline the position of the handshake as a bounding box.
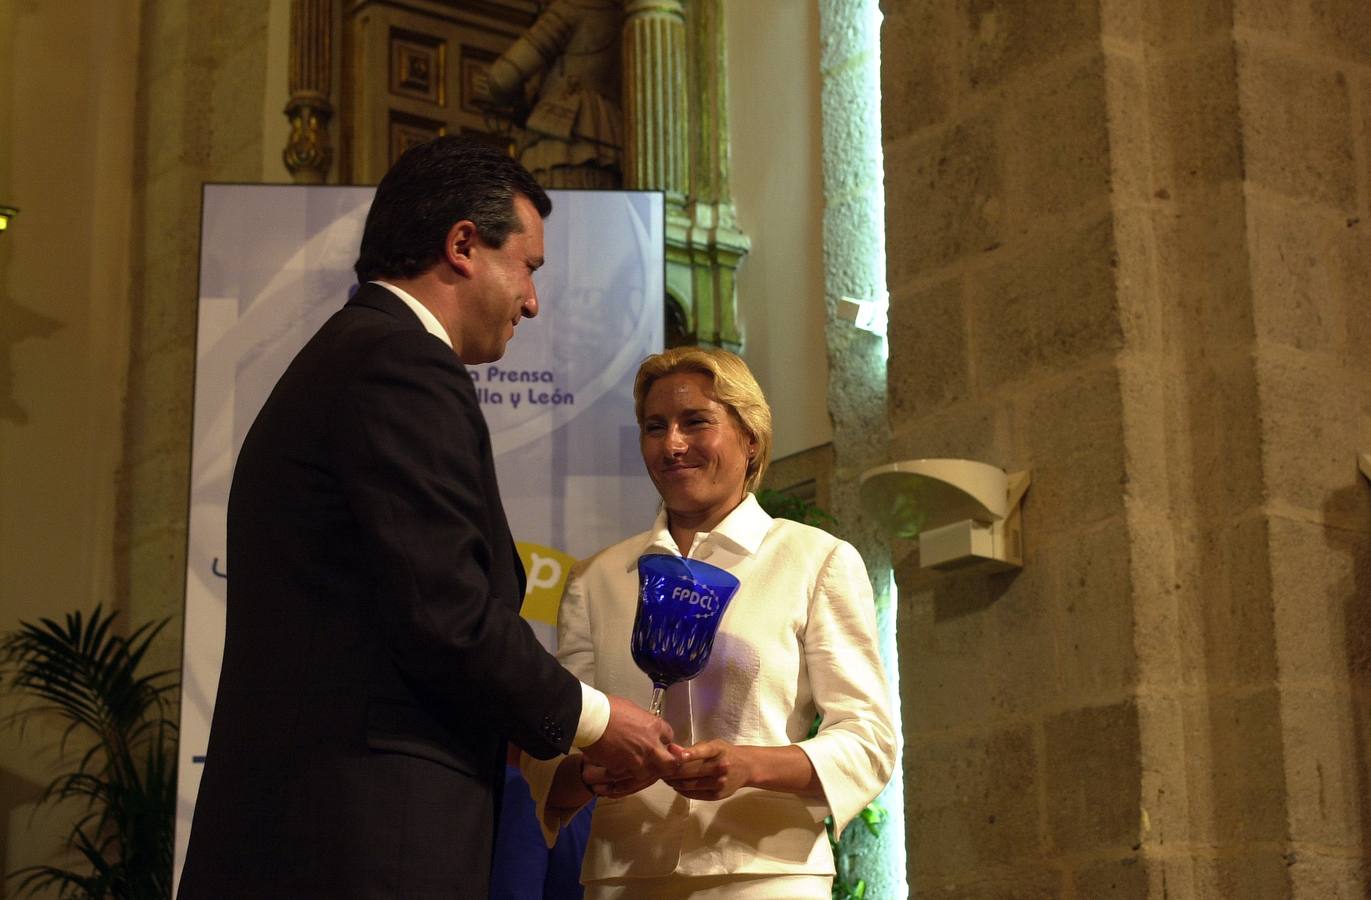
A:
[550,694,748,808]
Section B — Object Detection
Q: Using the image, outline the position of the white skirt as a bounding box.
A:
[586,873,832,899]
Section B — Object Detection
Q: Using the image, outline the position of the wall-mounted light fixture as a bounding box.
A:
[860,458,1030,572]
[0,205,18,235]
[836,293,887,336]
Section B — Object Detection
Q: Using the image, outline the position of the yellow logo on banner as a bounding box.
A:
[516,542,578,626]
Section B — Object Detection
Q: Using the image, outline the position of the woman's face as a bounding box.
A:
[640,371,756,529]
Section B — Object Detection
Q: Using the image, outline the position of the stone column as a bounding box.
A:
[816,0,898,894]
[681,0,746,349]
[621,0,688,204]
[283,0,333,183]
[120,0,274,672]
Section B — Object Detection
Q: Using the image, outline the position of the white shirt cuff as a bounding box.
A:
[573,681,610,748]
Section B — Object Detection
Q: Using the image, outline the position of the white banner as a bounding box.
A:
[176,185,664,885]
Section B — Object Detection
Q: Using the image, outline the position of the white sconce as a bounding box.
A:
[837,294,887,335]
[860,459,1030,572]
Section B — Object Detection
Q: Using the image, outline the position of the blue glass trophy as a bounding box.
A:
[631,554,741,716]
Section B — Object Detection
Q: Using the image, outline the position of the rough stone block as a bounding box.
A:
[906,723,1042,880]
[1104,54,1153,205]
[1268,516,1371,684]
[1151,522,1213,687]
[1309,0,1371,67]
[1145,45,1244,198]
[1246,200,1371,367]
[1117,359,1169,511]
[1289,854,1370,899]
[900,557,1057,734]
[1195,514,1278,686]
[141,166,207,275]
[1255,350,1369,529]
[819,0,878,73]
[128,527,190,620]
[956,0,1101,94]
[981,550,1062,715]
[135,250,201,357]
[1004,51,1111,225]
[142,0,191,81]
[125,342,195,454]
[912,867,1062,899]
[143,61,215,179]
[968,212,1123,391]
[1126,510,1188,684]
[826,323,887,443]
[1166,354,1265,523]
[209,39,270,178]
[143,72,193,181]
[1234,0,1298,34]
[1279,686,1363,847]
[1101,0,1142,43]
[1204,687,1288,843]
[1237,47,1358,211]
[1044,700,1142,854]
[127,449,192,543]
[824,189,887,301]
[1139,0,1231,46]
[1109,206,1161,357]
[1048,521,1139,701]
[211,0,269,54]
[888,394,1011,464]
[1192,851,1291,900]
[821,61,883,199]
[883,111,1003,284]
[879,1,953,140]
[1134,694,1196,847]
[888,276,970,419]
[1147,184,1253,353]
[1070,855,1149,898]
[1015,366,1128,536]
[898,573,998,733]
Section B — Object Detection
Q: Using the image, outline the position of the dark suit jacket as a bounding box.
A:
[180,283,582,899]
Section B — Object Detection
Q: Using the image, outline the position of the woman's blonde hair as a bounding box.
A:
[633,347,774,494]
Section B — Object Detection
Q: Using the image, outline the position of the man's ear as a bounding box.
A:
[444,220,478,276]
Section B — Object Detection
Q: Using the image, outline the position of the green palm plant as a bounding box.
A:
[0,606,177,899]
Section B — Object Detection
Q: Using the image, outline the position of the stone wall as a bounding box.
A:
[120,0,275,673]
[877,0,1371,896]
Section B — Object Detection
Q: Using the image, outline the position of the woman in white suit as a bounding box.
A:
[521,347,897,899]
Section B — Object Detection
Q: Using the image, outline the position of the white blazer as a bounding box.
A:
[523,494,898,884]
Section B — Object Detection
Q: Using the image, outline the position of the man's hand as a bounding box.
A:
[581,759,658,800]
[581,695,678,776]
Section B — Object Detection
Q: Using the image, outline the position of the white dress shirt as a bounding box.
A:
[371,280,611,747]
[522,493,898,886]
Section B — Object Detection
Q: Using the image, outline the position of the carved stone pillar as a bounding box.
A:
[683,0,746,349]
[622,0,746,350]
[284,0,334,183]
[622,0,689,206]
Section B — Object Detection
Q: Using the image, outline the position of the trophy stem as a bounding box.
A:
[649,685,666,717]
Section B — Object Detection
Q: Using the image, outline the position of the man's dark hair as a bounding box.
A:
[354,135,552,283]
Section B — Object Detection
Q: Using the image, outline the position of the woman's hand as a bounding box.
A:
[661,739,752,801]
[662,740,822,802]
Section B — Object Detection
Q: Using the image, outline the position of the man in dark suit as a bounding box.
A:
[179,136,676,898]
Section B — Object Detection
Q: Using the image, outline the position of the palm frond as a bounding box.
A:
[1,606,178,899]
